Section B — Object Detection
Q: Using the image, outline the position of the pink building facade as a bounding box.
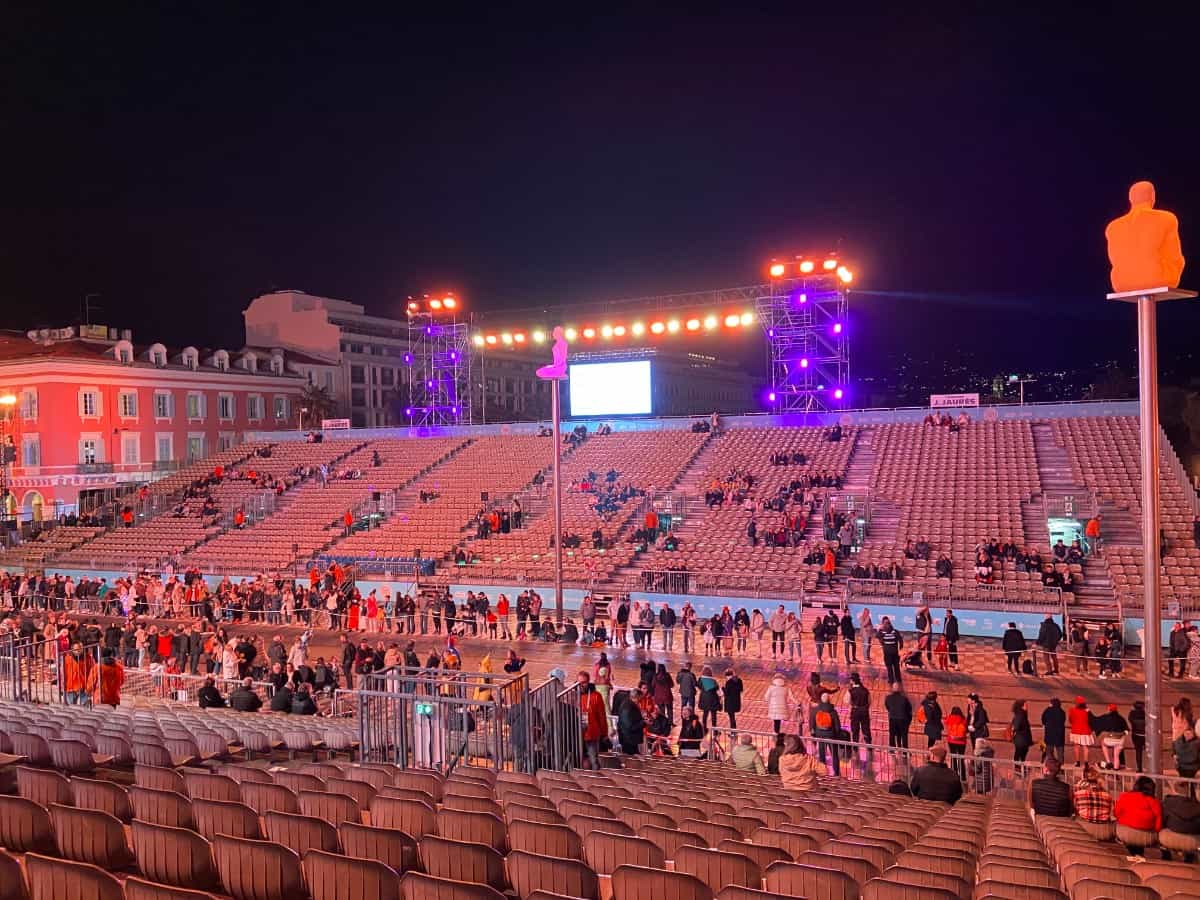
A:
[0,329,306,521]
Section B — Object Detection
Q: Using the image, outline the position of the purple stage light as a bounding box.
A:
[403,353,413,365]
[767,328,775,338]
[426,380,434,389]
[800,358,809,368]
[833,322,843,334]
[798,293,808,304]
[449,351,457,361]
[767,391,776,403]
[404,407,413,416]
[834,388,844,400]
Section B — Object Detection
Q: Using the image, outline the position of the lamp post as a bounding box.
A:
[0,393,16,530]
[299,407,309,434]
[1007,374,1035,406]
[1108,286,1196,775]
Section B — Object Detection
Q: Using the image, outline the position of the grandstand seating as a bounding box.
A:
[455,430,709,586]
[0,526,104,569]
[7,694,1163,900]
[634,426,856,594]
[182,438,464,571]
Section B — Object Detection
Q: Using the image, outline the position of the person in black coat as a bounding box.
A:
[921,691,944,744]
[228,679,262,712]
[1010,700,1034,763]
[885,683,913,748]
[291,683,318,716]
[270,684,294,713]
[723,669,744,731]
[616,694,645,755]
[1002,623,1027,674]
[1041,697,1067,761]
[840,611,857,664]
[1036,614,1063,676]
[967,692,989,746]
[197,677,226,709]
[910,745,963,804]
[943,609,960,669]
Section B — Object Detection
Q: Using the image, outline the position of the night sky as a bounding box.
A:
[4,7,1199,383]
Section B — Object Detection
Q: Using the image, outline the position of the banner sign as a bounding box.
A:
[321,418,351,430]
[930,393,980,408]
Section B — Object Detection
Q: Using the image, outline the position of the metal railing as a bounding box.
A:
[1044,490,1097,520]
[846,577,1064,610]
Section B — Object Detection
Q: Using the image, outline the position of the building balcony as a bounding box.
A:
[76,462,115,475]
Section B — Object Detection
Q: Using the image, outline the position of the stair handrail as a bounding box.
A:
[1160,424,1199,516]
[1042,489,1097,520]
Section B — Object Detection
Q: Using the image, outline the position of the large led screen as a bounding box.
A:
[568,360,652,417]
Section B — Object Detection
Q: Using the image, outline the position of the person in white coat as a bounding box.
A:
[765,674,797,735]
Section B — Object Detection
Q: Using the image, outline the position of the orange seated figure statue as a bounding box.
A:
[536,326,569,380]
[1105,181,1185,293]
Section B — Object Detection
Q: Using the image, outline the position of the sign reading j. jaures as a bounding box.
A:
[930,393,980,408]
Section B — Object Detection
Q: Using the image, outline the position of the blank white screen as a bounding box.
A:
[568,360,652,416]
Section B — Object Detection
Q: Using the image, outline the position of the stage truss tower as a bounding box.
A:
[755,271,850,414]
[406,312,472,427]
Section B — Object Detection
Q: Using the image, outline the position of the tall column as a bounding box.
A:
[1136,294,1163,775]
[551,379,564,625]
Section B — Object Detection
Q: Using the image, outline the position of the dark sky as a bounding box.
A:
[3,6,1199,379]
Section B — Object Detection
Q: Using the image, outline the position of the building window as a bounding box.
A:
[273,395,288,420]
[22,434,40,467]
[154,391,174,419]
[118,390,138,418]
[156,434,173,463]
[79,390,100,418]
[79,438,99,465]
[187,435,205,461]
[19,389,37,421]
[380,368,394,387]
[270,356,284,375]
[323,372,334,391]
[246,395,263,421]
[182,348,199,370]
[217,393,235,420]
[350,365,365,384]
[351,388,366,407]
[121,433,140,465]
[218,432,235,451]
[186,392,205,420]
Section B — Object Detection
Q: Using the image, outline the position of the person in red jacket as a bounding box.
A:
[86,652,125,707]
[1114,776,1163,858]
[578,671,607,770]
[1069,697,1097,767]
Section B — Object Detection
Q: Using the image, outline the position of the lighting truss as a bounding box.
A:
[756,274,850,414]
[406,314,472,427]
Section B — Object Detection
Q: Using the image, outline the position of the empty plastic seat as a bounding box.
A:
[129,787,194,831]
[135,764,187,795]
[49,803,134,870]
[24,852,123,900]
[17,766,73,807]
[305,849,403,900]
[419,835,507,890]
[262,810,340,857]
[436,808,507,851]
[338,822,418,874]
[183,771,241,803]
[674,845,761,894]
[506,850,599,900]
[239,781,299,817]
[610,865,713,900]
[192,798,263,841]
[131,820,221,893]
[212,833,305,900]
[124,877,223,900]
[399,871,505,900]
[70,777,131,823]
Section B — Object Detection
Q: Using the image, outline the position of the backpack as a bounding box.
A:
[815,709,834,731]
[946,718,967,742]
[1022,658,1035,675]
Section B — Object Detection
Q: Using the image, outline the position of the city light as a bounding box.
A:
[631,322,645,336]
[485,335,497,345]
[429,298,443,310]
[501,333,513,345]
[703,315,718,330]
[800,358,809,368]
[685,318,701,331]
[725,314,741,328]
[442,297,457,309]
[532,330,546,343]
[582,327,596,339]
[769,262,786,278]
[650,321,666,334]
[407,301,420,312]
[768,391,776,402]
[823,259,837,271]
[799,260,815,274]
[833,322,843,334]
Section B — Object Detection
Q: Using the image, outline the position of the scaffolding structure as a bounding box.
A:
[755,273,850,414]
[406,313,472,427]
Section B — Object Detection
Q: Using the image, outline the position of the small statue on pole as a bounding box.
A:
[1105,180,1185,292]
[537,326,569,623]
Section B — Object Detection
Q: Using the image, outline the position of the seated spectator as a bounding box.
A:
[935,555,953,578]
[732,733,766,774]
[1159,780,1200,863]
[197,676,226,709]
[909,744,963,804]
[1029,756,1073,817]
[228,678,262,712]
[678,708,706,758]
[1115,776,1163,859]
[1072,763,1116,840]
[291,682,318,715]
[778,735,824,790]
[1053,539,1068,560]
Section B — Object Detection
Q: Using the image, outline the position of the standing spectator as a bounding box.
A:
[659,602,677,651]
[1028,756,1073,818]
[676,661,696,712]
[840,609,857,664]
[592,653,613,714]
[885,682,913,749]
[723,668,743,732]
[768,606,787,659]
[919,691,944,746]
[1002,622,1027,674]
[1169,622,1190,678]
[1072,623,1091,675]
[765,674,796,735]
[88,650,124,707]
[1069,697,1097,767]
[878,617,903,684]
[61,642,95,706]
[943,608,960,669]
[651,664,675,725]
[1172,698,1195,741]
[579,673,607,770]
[858,607,875,663]
[1114,777,1162,859]
[1085,513,1102,555]
[1036,613,1063,676]
[810,692,842,776]
[970,738,996,794]
[848,673,872,745]
[915,606,933,664]
[678,708,706,758]
[616,693,645,756]
[750,609,767,658]
[909,745,963,804]
[944,705,969,780]
[966,692,990,748]
[1042,697,1067,762]
[680,602,696,654]
[811,615,828,663]
[697,666,721,731]
[1129,700,1147,772]
[1072,763,1116,840]
[1010,699,1035,765]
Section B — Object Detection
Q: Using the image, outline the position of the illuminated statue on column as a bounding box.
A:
[1105,181,1186,292]
[536,326,569,380]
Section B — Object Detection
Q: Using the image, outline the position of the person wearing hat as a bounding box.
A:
[1094,703,1130,771]
[1069,697,1097,767]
